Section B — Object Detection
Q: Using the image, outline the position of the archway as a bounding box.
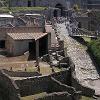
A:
[54,3,64,17]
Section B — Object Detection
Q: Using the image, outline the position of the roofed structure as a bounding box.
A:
[0,14,14,18]
[7,32,48,40]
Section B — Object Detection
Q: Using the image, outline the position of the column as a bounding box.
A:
[47,33,51,52]
[36,39,39,63]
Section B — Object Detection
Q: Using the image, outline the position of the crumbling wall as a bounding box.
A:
[68,57,95,97]
[3,69,41,77]
[0,70,20,100]
[51,68,71,85]
[34,77,81,100]
[15,69,71,97]
[0,26,44,40]
[50,77,76,94]
[34,92,73,100]
[15,75,51,97]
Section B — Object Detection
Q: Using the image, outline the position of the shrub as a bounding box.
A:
[88,38,100,66]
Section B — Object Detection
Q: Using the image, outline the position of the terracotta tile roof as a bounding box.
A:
[7,32,48,40]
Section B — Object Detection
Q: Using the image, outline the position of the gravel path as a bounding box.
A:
[56,22,100,96]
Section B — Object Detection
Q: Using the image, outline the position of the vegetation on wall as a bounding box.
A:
[0,7,47,13]
[73,4,80,11]
[88,38,100,66]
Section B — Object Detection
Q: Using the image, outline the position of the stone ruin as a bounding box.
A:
[0,48,95,100]
[0,20,95,99]
[0,17,96,99]
[0,67,80,100]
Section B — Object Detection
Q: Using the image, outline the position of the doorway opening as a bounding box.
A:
[54,3,64,17]
[0,40,5,48]
[39,35,48,57]
[28,0,31,7]
[54,10,58,17]
[29,40,36,60]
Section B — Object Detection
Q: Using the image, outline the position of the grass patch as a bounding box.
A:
[21,92,47,100]
[80,96,93,100]
[88,38,100,66]
[82,37,91,43]
[25,67,37,72]
[0,7,47,13]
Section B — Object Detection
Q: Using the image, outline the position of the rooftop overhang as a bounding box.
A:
[7,32,48,41]
[0,14,14,18]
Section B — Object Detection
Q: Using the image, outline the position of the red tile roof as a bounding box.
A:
[7,32,48,40]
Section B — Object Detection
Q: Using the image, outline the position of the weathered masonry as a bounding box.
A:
[6,32,51,57]
[0,14,51,58]
[10,0,74,17]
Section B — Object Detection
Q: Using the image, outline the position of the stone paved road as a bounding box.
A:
[56,22,100,96]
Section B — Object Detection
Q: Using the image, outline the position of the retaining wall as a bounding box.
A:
[34,77,81,100]
[0,70,20,100]
[15,75,51,96]
[15,69,71,97]
[68,57,95,97]
[34,92,73,100]
[3,69,41,77]
[51,67,71,85]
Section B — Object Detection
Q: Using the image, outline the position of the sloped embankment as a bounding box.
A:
[56,23,100,96]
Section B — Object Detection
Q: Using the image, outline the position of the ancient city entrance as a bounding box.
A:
[29,40,36,60]
[39,35,48,57]
[54,4,64,17]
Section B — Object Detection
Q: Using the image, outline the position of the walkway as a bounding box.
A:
[56,22,100,96]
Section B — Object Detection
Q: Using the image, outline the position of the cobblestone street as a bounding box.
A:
[56,22,100,96]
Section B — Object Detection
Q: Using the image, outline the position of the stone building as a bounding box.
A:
[75,0,100,9]
[6,32,50,57]
[10,0,75,17]
[0,13,51,58]
[0,14,14,48]
[10,0,100,10]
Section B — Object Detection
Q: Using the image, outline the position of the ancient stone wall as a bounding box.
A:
[68,57,95,97]
[0,26,44,33]
[51,67,71,85]
[15,75,51,97]
[34,77,81,100]
[15,69,71,97]
[3,69,41,77]
[0,64,82,100]
[34,92,73,100]
[0,26,44,40]
[10,0,69,9]
[49,77,76,94]
[0,70,20,100]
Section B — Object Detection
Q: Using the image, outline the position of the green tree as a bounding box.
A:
[88,38,100,66]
